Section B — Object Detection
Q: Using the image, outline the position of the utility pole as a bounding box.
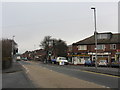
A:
[12,35,15,62]
[34,44,36,61]
[91,7,98,71]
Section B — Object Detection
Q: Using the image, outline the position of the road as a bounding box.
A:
[19,60,119,88]
[39,63,119,88]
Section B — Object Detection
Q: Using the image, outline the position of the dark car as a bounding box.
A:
[51,59,57,64]
[85,60,95,66]
[111,61,120,68]
[84,60,92,66]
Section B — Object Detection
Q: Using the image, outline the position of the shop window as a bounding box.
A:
[110,44,116,50]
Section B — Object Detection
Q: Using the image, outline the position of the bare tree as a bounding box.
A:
[54,39,68,57]
[40,36,52,62]
[40,36,52,50]
[40,36,68,61]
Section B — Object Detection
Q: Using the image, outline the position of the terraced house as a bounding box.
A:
[67,32,120,65]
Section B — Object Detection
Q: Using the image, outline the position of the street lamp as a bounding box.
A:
[12,35,15,62]
[91,7,98,71]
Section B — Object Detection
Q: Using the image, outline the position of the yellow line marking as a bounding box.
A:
[80,70,120,78]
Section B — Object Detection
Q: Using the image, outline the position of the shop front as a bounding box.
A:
[72,55,90,65]
[88,52,111,63]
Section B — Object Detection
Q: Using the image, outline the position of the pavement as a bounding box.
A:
[2,61,22,73]
[2,61,35,88]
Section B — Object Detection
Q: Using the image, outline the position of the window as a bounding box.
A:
[97,33,111,39]
[96,45,105,50]
[97,34,107,39]
[78,45,87,50]
[110,44,116,49]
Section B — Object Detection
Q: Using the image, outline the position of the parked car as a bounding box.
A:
[84,60,95,66]
[21,57,28,61]
[111,61,120,68]
[84,60,92,66]
[98,60,108,67]
[56,57,68,65]
[16,56,21,61]
[51,59,57,64]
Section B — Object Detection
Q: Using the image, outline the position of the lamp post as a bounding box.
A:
[91,7,98,71]
[12,35,15,62]
[34,44,36,61]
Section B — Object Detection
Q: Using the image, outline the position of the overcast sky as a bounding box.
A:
[1,1,119,53]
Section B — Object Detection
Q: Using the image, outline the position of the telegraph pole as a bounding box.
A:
[12,35,15,62]
[91,7,98,71]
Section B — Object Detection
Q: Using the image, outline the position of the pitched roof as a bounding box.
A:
[73,33,120,45]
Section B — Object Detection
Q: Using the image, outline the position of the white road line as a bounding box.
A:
[50,70,53,72]
[23,65,29,73]
[19,62,29,73]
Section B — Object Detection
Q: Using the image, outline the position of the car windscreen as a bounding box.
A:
[100,60,106,62]
[60,57,66,60]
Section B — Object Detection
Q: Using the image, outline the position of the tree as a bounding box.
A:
[54,39,68,57]
[40,36,52,50]
[40,36,68,59]
[40,36,52,61]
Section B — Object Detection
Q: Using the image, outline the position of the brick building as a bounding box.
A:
[67,32,120,65]
[21,49,46,61]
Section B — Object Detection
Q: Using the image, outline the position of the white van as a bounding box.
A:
[56,57,68,65]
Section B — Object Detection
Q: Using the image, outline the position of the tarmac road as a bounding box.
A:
[19,60,120,89]
[38,62,119,88]
[19,60,105,88]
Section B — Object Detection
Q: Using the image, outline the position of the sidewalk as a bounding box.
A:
[2,61,35,88]
[2,62,23,73]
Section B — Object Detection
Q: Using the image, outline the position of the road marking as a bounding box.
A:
[19,62,29,73]
[106,86,110,88]
[50,70,53,72]
[22,65,29,73]
[80,70,120,78]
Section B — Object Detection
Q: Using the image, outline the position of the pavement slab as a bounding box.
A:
[2,62,35,88]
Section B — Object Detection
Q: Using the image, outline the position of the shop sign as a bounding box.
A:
[88,52,111,55]
[77,55,90,56]
[117,49,120,52]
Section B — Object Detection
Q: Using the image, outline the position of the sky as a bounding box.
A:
[1,0,119,53]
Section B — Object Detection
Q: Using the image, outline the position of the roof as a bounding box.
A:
[73,33,120,45]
